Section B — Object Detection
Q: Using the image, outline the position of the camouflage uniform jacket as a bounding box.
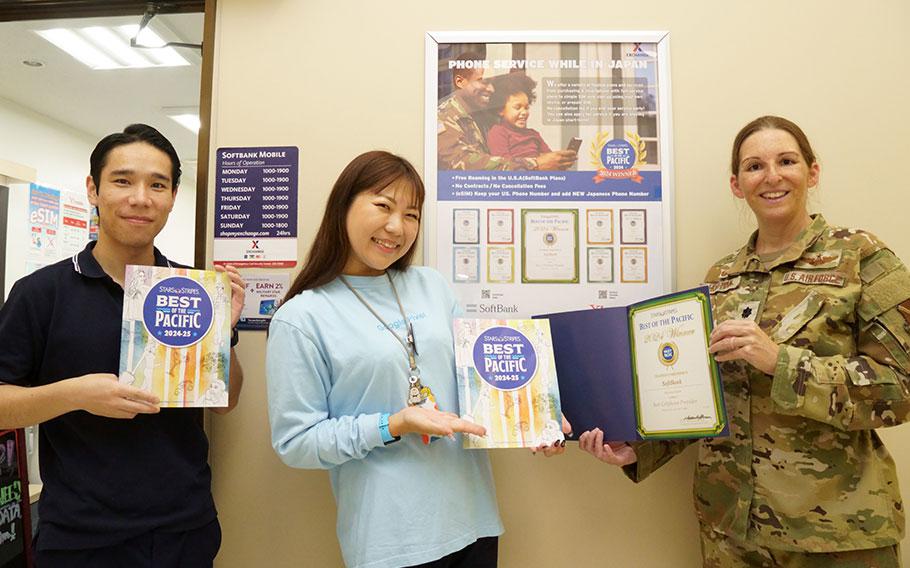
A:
[627,214,910,552]
[437,94,536,171]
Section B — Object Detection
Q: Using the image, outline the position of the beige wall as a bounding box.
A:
[206,1,910,566]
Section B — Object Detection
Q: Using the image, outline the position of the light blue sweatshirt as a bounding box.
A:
[266,266,503,568]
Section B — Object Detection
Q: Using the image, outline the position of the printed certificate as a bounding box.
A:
[521,209,579,284]
[621,247,648,283]
[587,248,614,283]
[487,247,514,283]
[452,209,480,245]
[629,290,724,437]
[453,247,480,283]
[538,287,727,441]
[487,208,514,244]
[453,208,480,244]
[586,209,614,244]
[620,209,647,244]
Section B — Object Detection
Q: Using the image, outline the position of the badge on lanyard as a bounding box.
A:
[342,275,440,445]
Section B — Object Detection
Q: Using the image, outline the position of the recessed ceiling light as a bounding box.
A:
[170,114,200,133]
[164,107,201,134]
[34,24,190,70]
[36,28,118,69]
[22,59,45,67]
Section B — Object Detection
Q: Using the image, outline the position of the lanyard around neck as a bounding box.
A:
[339,272,419,372]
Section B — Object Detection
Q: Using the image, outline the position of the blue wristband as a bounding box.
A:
[378,413,400,445]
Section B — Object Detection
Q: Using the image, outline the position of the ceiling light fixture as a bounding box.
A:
[36,28,119,69]
[82,26,151,68]
[130,2,202,52]
[118,25,188,67]
[34,23,190,70]
[164,107,201,134]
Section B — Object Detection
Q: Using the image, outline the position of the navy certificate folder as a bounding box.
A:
[534,286,728,442]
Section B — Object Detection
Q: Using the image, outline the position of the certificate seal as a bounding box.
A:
[658,342,678,366]
[143,276,214,348]
[473,326,537,391]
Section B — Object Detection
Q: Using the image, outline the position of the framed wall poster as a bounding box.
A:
[425,31,674,317]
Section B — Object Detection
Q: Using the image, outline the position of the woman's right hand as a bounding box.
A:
[388,406,486,438]
[578,428,637,466]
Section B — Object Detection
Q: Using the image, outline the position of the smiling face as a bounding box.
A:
[87,141,176,251]
[500,92,530,129]
[342,178,421,276]
[730,128,819,229]
[454,68,494,111]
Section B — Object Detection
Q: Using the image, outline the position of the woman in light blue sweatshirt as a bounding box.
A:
[267,151,561,568]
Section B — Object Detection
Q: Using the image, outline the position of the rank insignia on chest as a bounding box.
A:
[738,301,761,321]
[709,276,740,295]
[782,270,846,287]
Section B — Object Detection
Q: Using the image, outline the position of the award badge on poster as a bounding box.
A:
[454,318,564,449]
[536,287,727,441]
[119,265,232,407]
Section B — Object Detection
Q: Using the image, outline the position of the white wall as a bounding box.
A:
[1,95,197,301]
[154,167,197,267]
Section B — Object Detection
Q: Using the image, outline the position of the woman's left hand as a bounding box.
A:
[709,319,780,375]
[532,416,572,458]
[216,264,246,328]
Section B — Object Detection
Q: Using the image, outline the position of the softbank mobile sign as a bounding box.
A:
[213,146,299,268]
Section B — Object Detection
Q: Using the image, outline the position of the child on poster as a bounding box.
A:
[486,73,555,163]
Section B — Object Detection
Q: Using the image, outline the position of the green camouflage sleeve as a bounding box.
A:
[771,248,910,430]
[621,439,694,482]
[437,112,536,171]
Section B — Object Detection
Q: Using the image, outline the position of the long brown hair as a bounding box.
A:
[730,115,817,175]
[283,151,425,302]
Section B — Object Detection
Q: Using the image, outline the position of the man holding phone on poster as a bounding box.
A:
[437,50,577,171]
[0,124,245,566]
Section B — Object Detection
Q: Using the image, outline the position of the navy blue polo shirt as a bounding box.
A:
[0,242,216,551]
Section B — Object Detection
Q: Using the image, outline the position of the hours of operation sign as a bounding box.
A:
[214,146,299,268]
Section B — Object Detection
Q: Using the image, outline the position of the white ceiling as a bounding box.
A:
[0,12,203,164]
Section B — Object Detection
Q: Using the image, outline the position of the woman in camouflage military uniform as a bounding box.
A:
[579,116,910,567]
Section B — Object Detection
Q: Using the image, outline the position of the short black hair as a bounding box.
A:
[89,124,181,191]
[489,72,538,112]
[451,49,486,84]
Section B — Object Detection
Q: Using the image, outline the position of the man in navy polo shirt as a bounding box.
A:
[0,124,245,566]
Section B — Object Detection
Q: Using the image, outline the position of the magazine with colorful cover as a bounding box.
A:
[119,265,231,408]
[454,318,564,449]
